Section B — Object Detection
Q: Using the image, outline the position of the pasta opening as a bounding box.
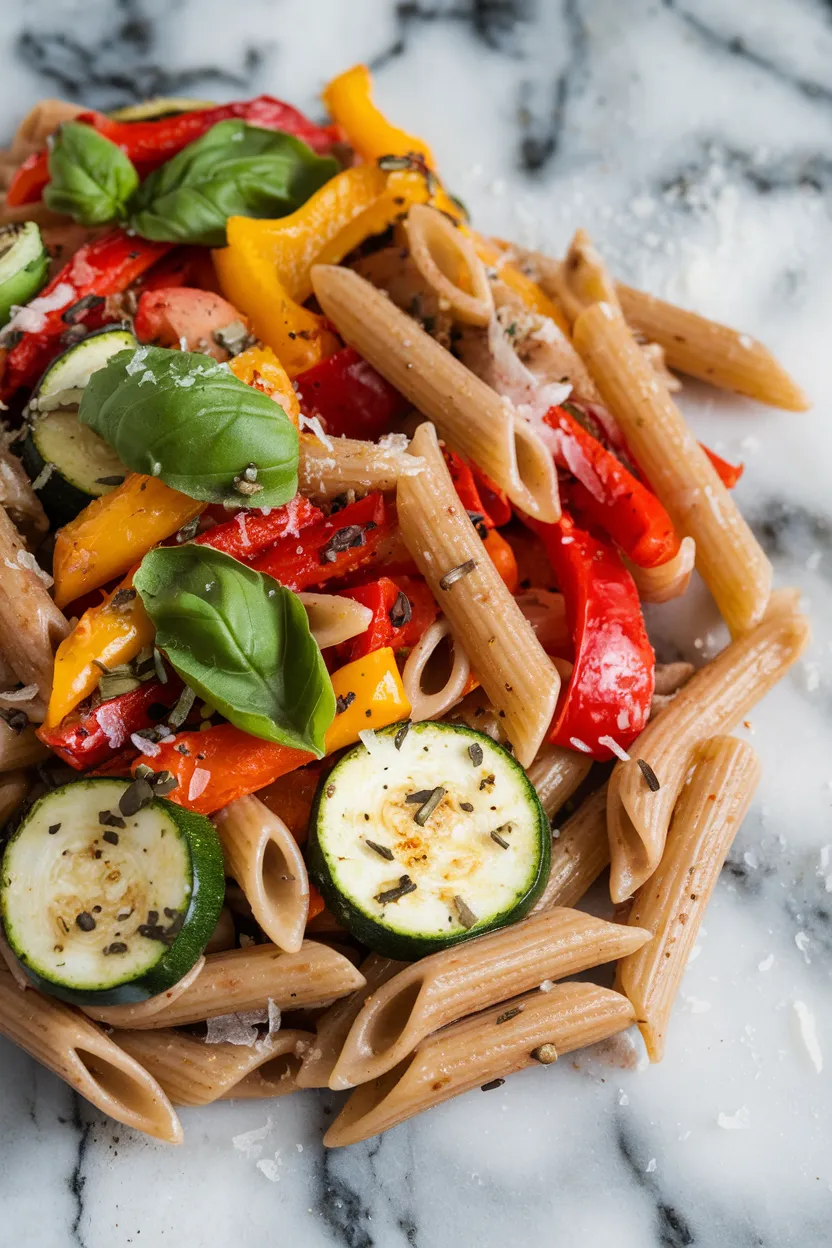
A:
[402,619,470,721]
[405,204,493,327]
[365,977,425,1056]
[511,419,561,523]
[261,839,298,912]
[326,1056,413,1142]
[74,1046,164,1120]
[255,1051,304,1091]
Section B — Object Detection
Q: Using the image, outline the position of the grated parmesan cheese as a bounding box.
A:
[188,767,210,801]
[598,735,630,762]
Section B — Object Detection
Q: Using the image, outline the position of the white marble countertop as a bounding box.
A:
[1,2,830,1245]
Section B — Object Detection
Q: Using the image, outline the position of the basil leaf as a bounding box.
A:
[128,120,338,246]
[79,345,298,508]
[43,122,139,226]
[135,546,335,756]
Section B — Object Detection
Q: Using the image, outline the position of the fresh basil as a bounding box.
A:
[78,345,298,508]
[128,120,338,246]
[134,546,335,756]
[43,122,139,226]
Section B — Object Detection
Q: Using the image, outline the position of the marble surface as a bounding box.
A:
[1,2,831,1245]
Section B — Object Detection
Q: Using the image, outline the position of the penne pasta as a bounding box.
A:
[0,507,69,709]
[653,661,696,697]
[310,264,561,523]
[82,943,366,1029]
[572,300,771,637]
[405,204,494,326]
[296,953,407,1089]
[0,768,29,825]
[624,536,696,604]
[299,592,372,650]
[214,796,310,953]
[607,599,809,902]
[532,784,611,913]
[616,735,761,1060]
[525,742,593,820]
[402,617,472,722]
[396,422,560,766]
[79,957,206,1029]
[115,1027,314,1106]
[298,431,424,500]
[0,963,183,1143]
[8,99,84,160]
[515,589,569,653]
[0,444,48,548]
[328,907,649,1088]
[0,720,50,772]
[324,981,635,1147]
[616,282,809,411]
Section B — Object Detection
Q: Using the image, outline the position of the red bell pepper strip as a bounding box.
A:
[471,466,512,527]
[529,511,654,760]
[37,676,183,771]
[134,287,245,356]
[544,406,680,569]
[196,496,323,563]
[701,444,744,489]
[0,230,172,400]
[443,448,495,530]
[90,748,140,777]
[251,493,392,589]
[337,577,400,660]
[294,347,409,441]
[6,97,337,208]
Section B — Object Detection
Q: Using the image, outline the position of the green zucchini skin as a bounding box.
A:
[0,222,49,327]
[307,720,550,961]
[0,777,225,1006]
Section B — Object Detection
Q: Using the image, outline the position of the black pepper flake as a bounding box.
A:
[150,769,178,797]
[0,707,28,733]
[393,720,411,750]
[479,773,495,791]
[47,823,61,835]
[364,708,372,718]
[637,758,661,791]
[467,742,484,767]
[99,810,126,829]
[103,942,128,955]
[75,912,96,932]
[412,787,446,826]
[388,591,412,629]
[61,293,104,324]
[405,789,434,804]
[496,1006,522,1025]
[466,511,488,540]
[320,525,366,564]
[110,587,137,609]
[102,830,120,846]
[480,1078,505,1092]
[439,558,477,590]
[175,514,201,544]
[138,908,184,946]
[365,839,394,861]
[490,829,510,849]
[459,801,474,812]
[374,875,417,905]
[454,895,478,929]
[335,691,356,715]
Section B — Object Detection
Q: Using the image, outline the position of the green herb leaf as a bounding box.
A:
[43,122,139,227]
[78,345,298,507]
[134,546,335,756]
[127,120,338,246]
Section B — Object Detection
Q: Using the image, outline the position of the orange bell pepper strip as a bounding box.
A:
[323,64,434,165]
[135,646,411,815]
[228,345,300,424]
[473,233,570,334]
[482,528,519,594]
[44,569,155,729]
[52,475,204,610]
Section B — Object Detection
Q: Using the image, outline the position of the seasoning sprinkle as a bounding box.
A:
[102,830,120,846]
[389,590,412,629]
[175,514,202,543]
[480,1078,505,1092]
[490,829,510,849]
[98,810,126,829]
[394,720,411,750]
[454,895,478,929]
[168,685,196,729]
[119,776,154,817]
[150,770,178,797]
[110,587,137,609]
[413,786,446,826]
[533,1043,558,1065]
[335,691,356,715]
[365,839,394,861]
[459,801,474,812]
[103,942,128,955]
[467,742,484,767]
[320,524,365,564]
[374,875,417,905]
[637,758,661,792]
[95,474,126,486]
[405,789,434,804]
[496,1007,522,1025]
[75,912,96,932]
[439,558,477,591]
[479,773,495,791]
[47,823,61,835]
[0,707,28,734]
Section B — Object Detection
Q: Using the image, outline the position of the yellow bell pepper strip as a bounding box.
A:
[473,232,571,334]
[323,64,433,165]
[228,345,300,424]
[52,475,204,610]
[43,569,155,729]
[133,646,411,814]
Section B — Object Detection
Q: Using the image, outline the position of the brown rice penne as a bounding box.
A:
[298,431,425,500]
[402,617,472,722]
[624,537,697,605]
[525,742,593,820]
[532,784,611,913]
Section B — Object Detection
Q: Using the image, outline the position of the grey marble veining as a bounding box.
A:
[1,2,831,1245]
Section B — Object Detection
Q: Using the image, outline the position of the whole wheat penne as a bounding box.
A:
[80,957,206,1028]
[324,982,635,1147]
[328,907,649,1088]
[83,943,366,1030]
[0,507,69,707]
[115,1027,314,1106]
[204,907,237,955]
[311,264,561,522]
[543,229,622,326]
[532,784,611,913]
[0,768,29,825]
[405,204,494,326]
[616,282,809,411]
[214,796,310,953]
[525,742,592,820]
[653,662,696,697]
[607,600,809,902]
[616,735,760,1060]
[299,592,372,650]
[8,99,84,159]
[296,953,407,1089]
[402,617,472,721]
[0,963,182,1143]
[0,444,48,547]
[624,537,696,605]
[572,301,771,637]
[0,721,49,772]
[396,422,559,766]
[298,432,425,500]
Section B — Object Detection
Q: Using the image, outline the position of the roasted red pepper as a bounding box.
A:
[337,574,440,662]
[251,493,393,589]
[0,230,171,400]
[530,511,654,760]
[6,96,337,208]
[294,347,409,441]
[38,677,183,771]
[471,466,512,527]
[701,444,744,489]
[197,496,323,563]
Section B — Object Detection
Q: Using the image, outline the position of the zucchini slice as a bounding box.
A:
[0,222,49,327]
[308,720,550,959]
[21,326,135,525]
[0,777,225,1006]
[109,98,215,122]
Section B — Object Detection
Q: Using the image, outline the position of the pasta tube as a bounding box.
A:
[299,592,372,650]
[328,907,649,1088]
[0,507,68,707]
[405,204,494,326]
[616,735,760,1060]
[532,784,611,913]
[525,742,592,820]
[396,422,560,766]
[214,795,310,953]
[0,963,182,1143]
[310,264,561,523]
[83,944,365,1029]
[607,598,809,902]
[298,431,425,500]
[325,982,635,1147]
[624,537,696,605]
[402,617,472,722]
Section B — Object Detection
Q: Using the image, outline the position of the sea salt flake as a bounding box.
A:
[232,1117,273,1157]
[793,1000,823,1072]
[299,412,333,450]
[717,1106,750,1130]
[256,1156,281,1182]
[758,954,775,972]
[795,932,812,963]
[599,735,630,762]
[130,732,160,757]
[645,1158,657,1172]
[569,737,592,753]
[618,1090,629,1106]
[205,1008,268,1047]
[539,979,554,993]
